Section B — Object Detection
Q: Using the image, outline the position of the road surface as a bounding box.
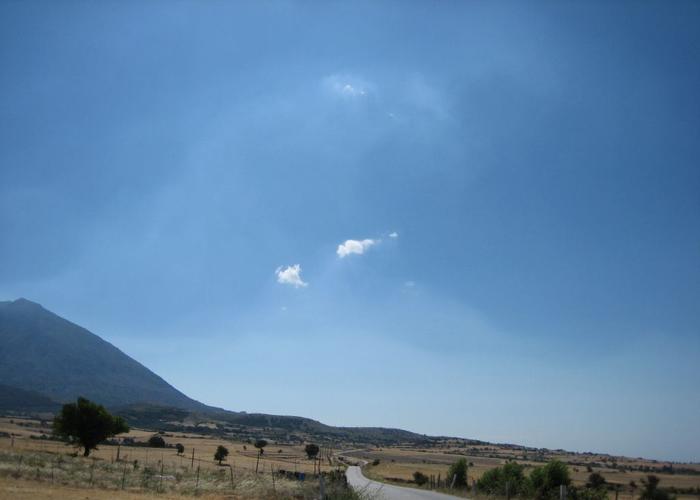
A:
[346,465,465,500]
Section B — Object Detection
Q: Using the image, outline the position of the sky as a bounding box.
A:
[1,1,699,462]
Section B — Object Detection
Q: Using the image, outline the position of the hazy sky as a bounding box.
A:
[1,1,699,462]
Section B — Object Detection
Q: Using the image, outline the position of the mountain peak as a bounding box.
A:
[0,300,204,410]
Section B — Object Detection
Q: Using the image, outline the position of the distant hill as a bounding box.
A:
[0,298,204,410]
[0,384,60,413]
[0,298,434,445]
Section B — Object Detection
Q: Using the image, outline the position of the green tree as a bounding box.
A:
[526,460,572,500]
[254,439,267,473]
[53,397,129,457]
[478,461,526,496]
[448,458,468,488]
[176,443,185,455]
[305,443,320,460]
[254,439,268,454]
[214,445,229,465]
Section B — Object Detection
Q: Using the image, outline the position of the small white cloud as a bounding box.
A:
[323,74,371,99]
[336,238,377,258]
[275,264,308,288]
[404,280,415,287]
[389,232,399,238]
[340,83,366,97]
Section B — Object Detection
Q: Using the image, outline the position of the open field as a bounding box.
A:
[0,416,354,499]
[344,444,700,500]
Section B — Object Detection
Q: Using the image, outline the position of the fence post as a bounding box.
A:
[560,484,567,500]
[159,461,164,491]
[320,474,325,500]
[230,464,234,490]
[121,461,127,490]
[191,448,195,470]
[195,465,200,490]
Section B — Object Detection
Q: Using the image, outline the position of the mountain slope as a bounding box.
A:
[0,384,61,413]
[0,298,435,445]
[0,298,203,410]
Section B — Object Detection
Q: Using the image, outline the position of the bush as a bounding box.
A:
[175,443,184,455]
[448,458,468,488]
[640,475,674,500]
[587,473,606,489]
[372,459,380,466]
[148,435,166,448]
[413,471,429,486]
[478,461,526,496]
[525,460,572,500]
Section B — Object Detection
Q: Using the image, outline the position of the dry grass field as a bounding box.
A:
[0,417,353,499]
[344,444,700,500]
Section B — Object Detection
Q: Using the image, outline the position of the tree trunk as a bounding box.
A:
[83,447,90,457]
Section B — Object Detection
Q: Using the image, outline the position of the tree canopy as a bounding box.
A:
[214,445,229,465]
[254,439,268,454]
[305,443,320,459]
[448,458,469,488]
[53,397,129,456]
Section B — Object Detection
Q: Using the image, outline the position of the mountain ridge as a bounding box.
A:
[0,298,433,445]
[0,298,204,410]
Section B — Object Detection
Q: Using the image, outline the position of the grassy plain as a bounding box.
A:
[344,443,700,500]
[0,416,349,499]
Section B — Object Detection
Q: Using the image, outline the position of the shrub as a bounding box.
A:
[525,460,572,500]
[175,443,184,455]
[478,461,526,496]
[148,435,166,448]
[640,475,674,500]
[448,458,468,488]
[587,473,606,489]
[413,471,429,486]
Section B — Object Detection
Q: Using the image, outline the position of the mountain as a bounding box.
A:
[0,298,433,445]
[0,298,204,410]
[0,384,60,413]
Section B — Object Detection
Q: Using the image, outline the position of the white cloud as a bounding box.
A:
[404,280,415,287]
[323,74,371,99]
[336,238,377,258]
[389,232,398,238]
[275,264,308,288]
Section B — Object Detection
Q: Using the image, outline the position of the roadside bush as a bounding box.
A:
[372,459,380,466]
[478,461,526,496]
[413,471,429,486]
[448,457,468,488]
[525,460,571,500]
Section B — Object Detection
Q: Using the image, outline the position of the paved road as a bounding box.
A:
[346,465,464,500]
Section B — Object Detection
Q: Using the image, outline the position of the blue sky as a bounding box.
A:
[1,1,699,462]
